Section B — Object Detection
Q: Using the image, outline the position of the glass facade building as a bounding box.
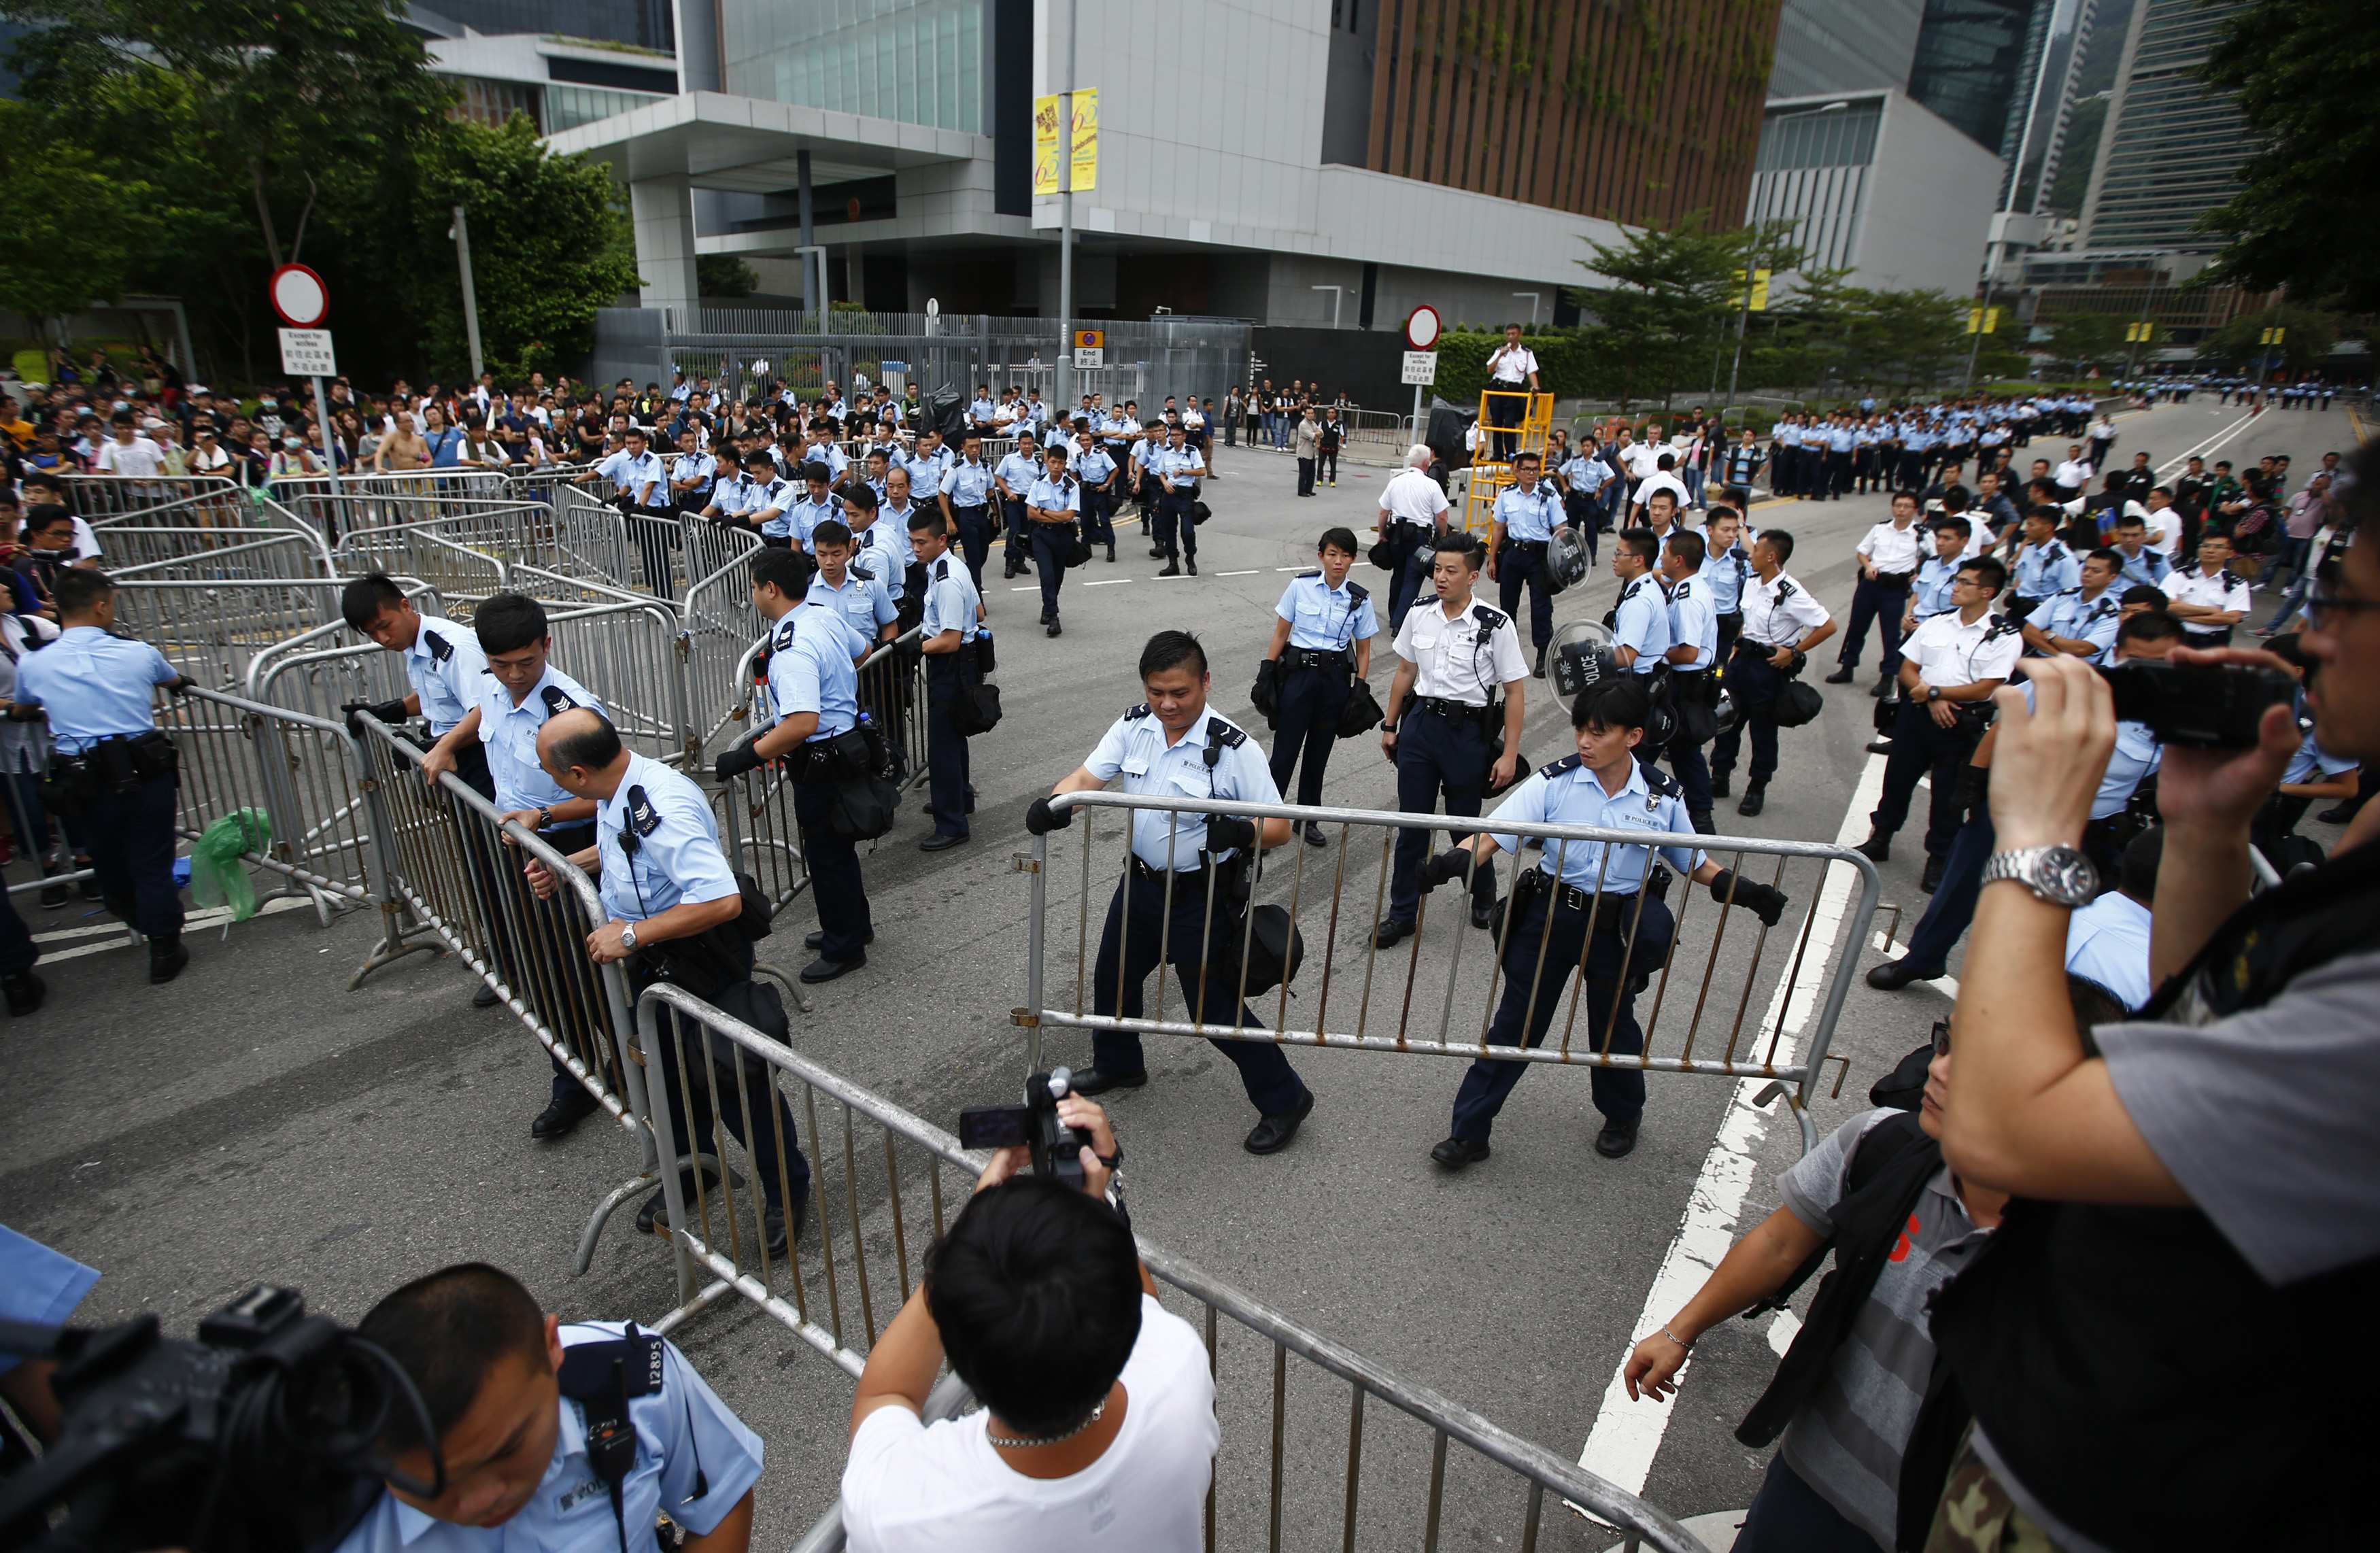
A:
[721,0,984,133]
[2077,0,2249,251]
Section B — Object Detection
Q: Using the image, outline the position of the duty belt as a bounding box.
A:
[1543,879,1641,917]
[1287,647,1349,670]
[1416,696,1488,722]
[1128,855,1215,884]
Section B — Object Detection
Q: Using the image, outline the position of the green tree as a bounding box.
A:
[2045,313,2127,376]
[0,101,163,337]
[2198,304,2339,376]
[2196,0,2380,312]
[698,256,759,300]
[1567,214,1804,411]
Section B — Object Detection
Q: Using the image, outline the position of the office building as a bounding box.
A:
[1906,0,2050,207]
[407,1,678,135]
[2074,0,2250,252]
[549,0,1784,328]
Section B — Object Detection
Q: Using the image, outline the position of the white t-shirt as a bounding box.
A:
[95,437,167,478]
[840,1295,1219,1553]
[1378,466,1450,528]
[1620,442,1664,481]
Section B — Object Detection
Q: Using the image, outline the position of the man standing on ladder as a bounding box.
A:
[1484,324,1540,464]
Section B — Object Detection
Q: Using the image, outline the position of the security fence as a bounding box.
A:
[634,980,1705,1553]
[118,578,365,687]
[1024,791,1878,1154]
[60,473,243,521]
[105,526,337,582]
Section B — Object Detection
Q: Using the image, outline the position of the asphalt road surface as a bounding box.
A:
[2,394,2358,1550]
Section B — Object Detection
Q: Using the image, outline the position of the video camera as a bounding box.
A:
[958,1069,1098,1191]
[0,1286,439,1553]
[2098,659,2296,748]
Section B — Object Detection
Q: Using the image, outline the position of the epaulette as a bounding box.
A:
[2055,585,2081,597]
[1345,580,1369,602]
[1471,604,1510,630]
[539,685,575,715]
[1646,766,1684,798]
[932,556,950,581]
[1982,617,2024,643]
[1123,702,1152,721]
[851,562,875,581]
[1776,579,1798,600]
[1538,753,1581,779]
[421,628,453,663]
[1208,718,1248,748]
[1297,568,1322,579]
[624,784,663,838]
[1673,579,1693,599]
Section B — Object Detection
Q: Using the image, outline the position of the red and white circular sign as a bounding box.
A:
[269,264,329,328]
[1404,305,1442,352]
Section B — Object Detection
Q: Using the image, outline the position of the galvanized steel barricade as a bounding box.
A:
[106,528,337,582]
[62,473,243,521]
[633,981,1703,1553]
[118,578,361,688]
[1023,793,1880,1154]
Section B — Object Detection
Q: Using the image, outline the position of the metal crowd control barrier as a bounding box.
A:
[84,485,268,539]
[107,528,336,582]
[1025,792,1879,1154]
[633,982,1703,1553]
[1334,407,1415,466]
[62,473,243,519]
[352,717,681,1267]
[118,577,362,687]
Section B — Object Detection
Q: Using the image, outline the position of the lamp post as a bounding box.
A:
[448,205,483,382]
[1729,101,1843,421]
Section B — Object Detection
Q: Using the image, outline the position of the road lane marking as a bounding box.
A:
[1216,569,1259,576]
[1084,578,1132,586]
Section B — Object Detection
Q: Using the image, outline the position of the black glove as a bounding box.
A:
[1708,869,1789,927]
[1420,846,1473,890]
[341,698,407,739]
[165,676,194,697]
[1954,764,1990,813]
[1025,796,1074,835]
[713,741,764,782]
[1202,814,1258,853]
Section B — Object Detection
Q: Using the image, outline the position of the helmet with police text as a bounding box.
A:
[1545,526,1590,595]
[1548,619,1619,701]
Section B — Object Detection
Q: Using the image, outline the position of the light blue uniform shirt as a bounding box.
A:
[858,509,917,595]
[764,606,866,740]
[1560,454,1610,496]
[1910,554,1961,621]
[1151,445,1204,490]
[403,615,491,736]
[670,451,715,501]
[1085,705,1279,870]
[805,441,849,479]
[475,664,606,819]
[1482,756,1704,891]
[0,1225,99,1377]
[906,447,952,493]
[918,552,981,643]
[1698,543,1750,614]
[1611,575,1671,675]
[330,1321,764,1553]
[1493,480,1561,543]
[600,448,666,505]
[806,566,897,646]
[2040,585,2123,662]
[2012,539,2079,600]
[2283,723,2357,786]
[596,752,740,925]
[782,491,836,549]
[2064,889,2154,1011]
[1075,447,1118,491]
[16,626,177,753]
[2113,545,2170,589]
[1827,426,1856,452]
[1667,575,1717,670]
[1026,473,1080,515]
[968,396,999,423]
[1277,572,1380,651]
[993,449,1040,498]
[707,473,767,522]
[939,456,996,508]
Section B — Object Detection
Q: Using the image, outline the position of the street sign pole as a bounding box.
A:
[270,264,340,500]
[1404,306,1442,442]
[311,375,341,500]
[452,203,485,383]
[1055,0,1078,415]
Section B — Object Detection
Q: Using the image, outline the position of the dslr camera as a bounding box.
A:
[959,1069,1098,1191]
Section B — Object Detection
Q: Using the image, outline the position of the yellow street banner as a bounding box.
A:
[1968,307,1983,334]
[1032,93,1060,194]
[1983,306,2000,333]
[1735,267,1771,312]
[1070,88,1099,193]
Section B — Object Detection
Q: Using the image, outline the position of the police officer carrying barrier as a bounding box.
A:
[1657,529,1721,833]
[936,430,998,589]
[1256,527,1379,845]
[994,429,1040,579]
[530,709,809,1257]
[1376,536,1529,947]
[15,567,192,984]
[331,1261,764,1553]
[1488,451,1569,675]
[908,508,983,852]
[1149,423,1207,577]
[1418,677,1788,1164]
[422,592,611,1122]
[1024,445,1081,636]
[1024,630,1317,1155]
[1710,530,1836,818]
[715,547,875,985]
[338,573,494,800]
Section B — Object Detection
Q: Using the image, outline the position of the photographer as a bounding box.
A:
[840,1098,1220,1552]
[336,1263,761,1553]
[1922,443,2380,1551]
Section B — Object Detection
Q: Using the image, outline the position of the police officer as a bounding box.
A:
[904,424,953,501]
[582,426,676,594]
[1487,451,1567,674]
[698,450,772,536]
[936,429,998,588]
[14,567,191,983]
[1376,445,1455,632]
[530,709,809,1254]
[994,429,1041,579]
[1710,530,1836,817]
[1074,427,1120,564]
[1149,422,1206,577]
[1827,491,1926,692]
[1606,527,1671,676]
[1557,438,1612,566]
[715,547,874,983]
[1259,526,1378,845]
[668,427,716,513]
[779,460,838,553]
[2006,506,2080,617]
[1657,529,1720,832]
[908,508,982,851]
[1854,556,2021,893]
[1376,535,1528,946]
[422,592,611,1134]
[2024,547,2124,664]
[1904,517,1971,630]
[333,1261,764,1553]
[1418,678,1788,1165]
[1698,505,1752,663]
[339,572,495,802]
[1483,324,1540,463]
[1021,443,1081,636]
[804,519,898,654]
[1023,630,1317,1155]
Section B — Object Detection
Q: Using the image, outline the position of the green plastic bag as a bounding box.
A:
[189,808,273,921]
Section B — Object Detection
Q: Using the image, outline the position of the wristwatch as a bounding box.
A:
[1924,685,1941,703]
[619,924,639,952]
[1980,844,2098,908]
[536,804,553,830]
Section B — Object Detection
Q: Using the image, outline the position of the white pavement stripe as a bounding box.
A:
[1577,751,1887,1496]
[1083,578,1132,587]
[29,895,315,963]
[1010,585,1036,592]
[2156,409,2257,479]
[1274,566,1304,572]
[1215,569,1259,576]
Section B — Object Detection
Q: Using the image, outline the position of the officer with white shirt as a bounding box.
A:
[714,547,874,983]
[908,509,982,851]
[2051,445,2094,499]
[1658,529,1720,832]
[1148,424,1206,577]
[1710,531,1836,817]
[2159,532,2253,645]
[2026,549,2124,664]
[530,708,810,1252]
[1605,528,1671,677]
[1024,631,1317,1155]
[1854,557,2022,891]
[1483,324,1540,462]
[993,430,1041,579]
[337,573,494,797]
[936,430,1000,588]
[1487,452,1568,670]
[1417,677,1789,1165]
[1259,527,1378,841]
[420,592,612,1128]
[1376,445,1455,632]
[1829,492,1926,691]
[1073,428,1120,564]
[1376,536,1528,946]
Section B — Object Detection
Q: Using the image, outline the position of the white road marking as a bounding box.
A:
[1870,930,1960,1001]
[1766,1310,1802,1356]
[1577,751,1887,1495]
[2155,407,2258,479]
[1083,578,1132,587]
[1215,569,1259,577]
[1275,566,1304,572]
[1010,585,1036,592]
[29,895,316,963]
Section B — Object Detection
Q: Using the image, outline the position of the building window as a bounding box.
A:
[720,0,983,133]
[451,76,539,129]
